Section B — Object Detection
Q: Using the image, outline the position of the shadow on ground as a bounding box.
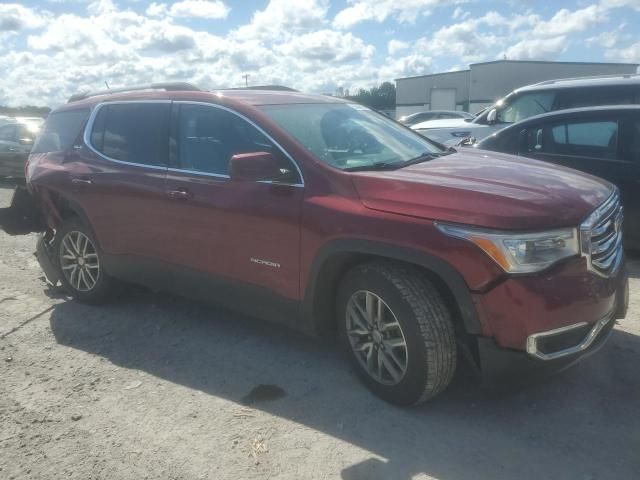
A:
[47,286,640,480]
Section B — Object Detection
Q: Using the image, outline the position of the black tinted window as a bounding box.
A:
[91,103,170,166]
[526,120,618,159]
[32,109,89,153]
[556,87,638,109]
[177,104,279,176]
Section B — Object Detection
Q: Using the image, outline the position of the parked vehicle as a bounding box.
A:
[0,84,628,405]
[476,105,640,251]
[413,74,640,146]
[0,121,39,180]
[398,110,473,126]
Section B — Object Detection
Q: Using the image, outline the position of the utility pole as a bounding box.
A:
[242,73,250,87]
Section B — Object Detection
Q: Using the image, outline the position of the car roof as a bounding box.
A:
[56,88,350,113]
[517,74,640,94]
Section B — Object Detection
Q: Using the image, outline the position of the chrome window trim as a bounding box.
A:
[526,311,613,361]
[166,167,229,179]
[173,100,305,187]
[83,100,171,171]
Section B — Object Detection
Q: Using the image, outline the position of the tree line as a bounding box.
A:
[345,82,396,111]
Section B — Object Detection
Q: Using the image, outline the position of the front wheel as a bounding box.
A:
[54,219,113,304]
[337,261,457,406]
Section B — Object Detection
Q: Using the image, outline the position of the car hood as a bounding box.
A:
[411,118,472,130]
[350,149,613,230]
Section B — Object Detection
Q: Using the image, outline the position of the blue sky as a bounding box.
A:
[1,0,639,106]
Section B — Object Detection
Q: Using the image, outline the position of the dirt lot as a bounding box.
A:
[0,182,638,480]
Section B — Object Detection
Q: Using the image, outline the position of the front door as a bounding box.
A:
[162,102,304,313]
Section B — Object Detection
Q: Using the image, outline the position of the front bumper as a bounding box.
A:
[475,261,628,382]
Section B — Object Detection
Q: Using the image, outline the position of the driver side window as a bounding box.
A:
[175,104,298,180]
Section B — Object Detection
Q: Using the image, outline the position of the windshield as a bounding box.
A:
[260,103,445,171]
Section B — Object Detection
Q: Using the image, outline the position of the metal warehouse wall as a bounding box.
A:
[396,70,470,117]
[470,61,639,104]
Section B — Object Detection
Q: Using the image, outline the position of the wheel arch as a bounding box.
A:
[301,239,482,337]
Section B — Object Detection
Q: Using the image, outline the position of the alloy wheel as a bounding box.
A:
[59,231,100,292]
[345,290,408,385]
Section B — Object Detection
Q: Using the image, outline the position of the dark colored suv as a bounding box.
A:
[1,84,628,405]
[477,106,640,251]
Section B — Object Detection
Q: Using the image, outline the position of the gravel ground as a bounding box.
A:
[1,182,639,480]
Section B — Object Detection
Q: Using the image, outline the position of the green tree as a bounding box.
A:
[346,82,395,110]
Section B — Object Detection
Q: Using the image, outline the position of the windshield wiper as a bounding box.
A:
[343,162,401,172]
[399,151,449,168]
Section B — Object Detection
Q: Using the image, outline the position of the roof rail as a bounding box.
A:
[221,85,299,92]
[67,82,202,103]
[532,73,640,87]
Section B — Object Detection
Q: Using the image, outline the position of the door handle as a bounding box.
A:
[167,189,193,199]
[71,178,93,186]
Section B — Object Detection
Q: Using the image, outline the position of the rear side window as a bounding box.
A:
[32,109,89,153]
[90,103,170,167]
[555,87,638,109]
[526,120,618,159]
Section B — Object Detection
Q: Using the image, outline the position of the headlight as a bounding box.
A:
[436,223,580,273]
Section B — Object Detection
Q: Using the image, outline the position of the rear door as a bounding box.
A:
[162,102,303,306]
[73,101,171,265]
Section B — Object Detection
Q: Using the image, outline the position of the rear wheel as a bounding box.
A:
[54,219,113,304]
[337,261,457,406]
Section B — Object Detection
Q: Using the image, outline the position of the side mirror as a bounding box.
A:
[229,151,293,183]
[486,108,497,124]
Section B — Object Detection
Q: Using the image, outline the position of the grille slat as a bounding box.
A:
[584,192,623,277]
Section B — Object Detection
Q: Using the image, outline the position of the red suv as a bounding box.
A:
[2,83,629,405]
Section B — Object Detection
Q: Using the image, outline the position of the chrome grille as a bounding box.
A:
[580,191,623,277]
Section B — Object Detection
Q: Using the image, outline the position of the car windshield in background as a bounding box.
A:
[260,103,445,171]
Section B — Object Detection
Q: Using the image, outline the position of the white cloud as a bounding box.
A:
[333,0,464,29]
[532,5,606,37]
[600,0,640,10]
[388,39,409,55]
[146,0,230,20]
[0,3,49,33]
[505,36,568,60]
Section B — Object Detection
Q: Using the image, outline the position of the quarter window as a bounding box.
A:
[176,104,289,177]
[32,109,89,153]
[90,103,170,167]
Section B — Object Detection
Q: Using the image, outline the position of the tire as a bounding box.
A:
[337,261,457,406]
[54,218,113,304]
